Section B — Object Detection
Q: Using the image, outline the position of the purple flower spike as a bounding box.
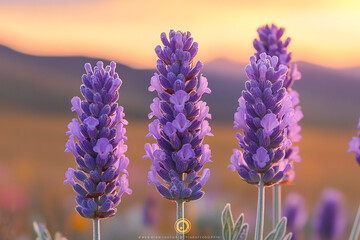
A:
[282,192,308,240]
[64,61,131,219]
[312,188,346,240]
[347,117,360,166]
[230,53,295,186]
[145,30,212,202]
[253,23,303,184]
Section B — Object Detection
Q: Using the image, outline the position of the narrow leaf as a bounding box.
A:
[223,221,232,240]
[264,230,276,240]
[273,217,287,240]
[236,223,249,240]
[232,213,244,240]
[282,232,292,240]
[33,222,52,240]
[221,204,234,234]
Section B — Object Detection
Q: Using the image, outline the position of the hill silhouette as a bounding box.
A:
[0,45,359,126]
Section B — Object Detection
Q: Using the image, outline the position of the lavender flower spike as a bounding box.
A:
[64,61,131,220]
[312,188,346,240]
[253,24,303,184]
[144,30,212,202]
[229,52,296,186]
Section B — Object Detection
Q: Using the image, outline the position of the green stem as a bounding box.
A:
[349,205,360,240]
[272,184,281,228]
[254,175,265,240]
[93,218,100,240]
[176,200,185,240]
[176,172,185,240]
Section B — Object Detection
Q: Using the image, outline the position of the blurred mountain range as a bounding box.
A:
[0,45,359,127]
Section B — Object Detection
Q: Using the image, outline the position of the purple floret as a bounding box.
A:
[64,61,131,219]
[144,30,212,202]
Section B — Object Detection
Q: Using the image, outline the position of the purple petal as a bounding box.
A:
[64,168,75,186]
[71,96,83,116]
[252,147,270,168]
[93,138,113,160]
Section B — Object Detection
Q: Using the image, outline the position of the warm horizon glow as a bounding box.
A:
[0,0,360,69]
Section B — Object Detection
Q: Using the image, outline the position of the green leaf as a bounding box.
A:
[33,222,52,240]
[54,232,68,240]
[235,223,249,240]
[232,213,244,240]
[282,233,292,240]
[222,203,234,239]
[223,221,232,240]
[273,217,287,240]
[264,230,276,240]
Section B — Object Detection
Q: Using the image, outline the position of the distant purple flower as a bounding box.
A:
[280,91,303,183]
[282,192,308,240]
[143,196,158,227]
[144,30,212,201]
[253,24,301,89]
[229,53,295,186]
[347,117,360,166]
[253,24,303,183]
[312,188,346,240]
[64,61,131,219]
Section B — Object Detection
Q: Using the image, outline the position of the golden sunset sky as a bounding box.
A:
[0,0,359,69]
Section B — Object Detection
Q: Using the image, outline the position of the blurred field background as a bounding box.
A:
[1,0,360,239]
[0,112,359,239]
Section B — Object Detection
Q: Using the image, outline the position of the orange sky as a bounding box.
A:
[0,0,359,69]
